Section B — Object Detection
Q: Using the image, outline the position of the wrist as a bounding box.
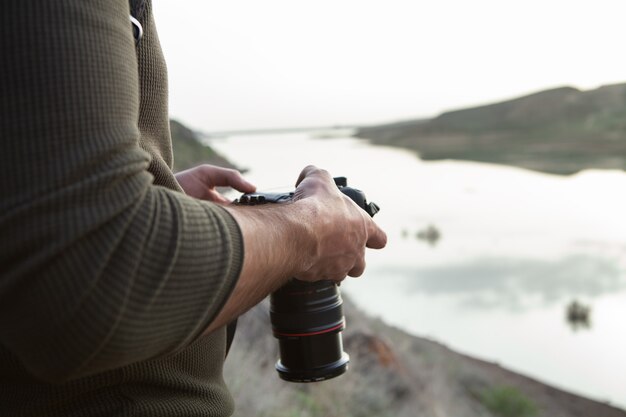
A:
[224,202,317,282]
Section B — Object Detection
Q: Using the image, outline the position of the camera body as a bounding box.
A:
[235,177,379,382]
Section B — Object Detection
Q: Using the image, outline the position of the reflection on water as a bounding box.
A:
[566,300,592,331]
[381,255,625,311]
[412,224,442,246]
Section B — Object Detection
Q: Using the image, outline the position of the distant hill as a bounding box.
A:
[356,83,626,174]
[170,119,236,171]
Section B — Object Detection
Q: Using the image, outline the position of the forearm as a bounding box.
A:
[0,0,243,382]
[0,173,243,382]
[203,202,316,334]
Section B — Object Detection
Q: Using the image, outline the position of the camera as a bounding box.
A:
[235,177,379,382]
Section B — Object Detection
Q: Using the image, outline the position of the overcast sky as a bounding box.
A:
[153,0,626,132]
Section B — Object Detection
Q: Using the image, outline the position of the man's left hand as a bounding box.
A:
[175,165,256,203]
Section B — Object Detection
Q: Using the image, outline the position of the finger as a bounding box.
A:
[295,165,318,187]
[325,271,348,283]
[348,258,366,278]
[230,175,256,193]
[295,165,333,187]
[326,256,358,281]
[203,166,256,192]
[206,190,232,205]
[366,221,387,249]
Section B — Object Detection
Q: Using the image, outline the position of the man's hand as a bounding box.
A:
[203,165,387,335]
[292,166,387,282]
[175,165,256,203]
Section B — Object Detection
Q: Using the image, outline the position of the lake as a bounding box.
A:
[207,131,626,408]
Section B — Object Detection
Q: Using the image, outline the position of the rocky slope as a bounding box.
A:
[224,298,624,417]
[170,119,235,171]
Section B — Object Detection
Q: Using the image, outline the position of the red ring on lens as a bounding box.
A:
[273,322,344,338]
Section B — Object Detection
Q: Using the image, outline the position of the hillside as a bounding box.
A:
[356,83,626,175]
[225,298,624,417]
[170,119,235,171]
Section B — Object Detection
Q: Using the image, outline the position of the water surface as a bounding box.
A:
[208,132,626,407]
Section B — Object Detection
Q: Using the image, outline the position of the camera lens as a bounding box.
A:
[270,279,349,382]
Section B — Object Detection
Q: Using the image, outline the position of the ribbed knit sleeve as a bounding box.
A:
[0,0,243,383]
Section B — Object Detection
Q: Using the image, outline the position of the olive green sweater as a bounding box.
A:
[0,1,243,415]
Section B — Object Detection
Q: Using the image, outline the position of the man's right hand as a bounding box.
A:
[204,165,387,335]
[291,165,387,282]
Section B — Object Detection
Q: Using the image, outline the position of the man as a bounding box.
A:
[0,1,386,416]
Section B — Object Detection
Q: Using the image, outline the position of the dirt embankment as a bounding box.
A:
[224,298,624,417]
